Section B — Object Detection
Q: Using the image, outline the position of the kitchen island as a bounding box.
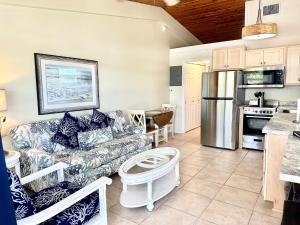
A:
[262,113,300,211]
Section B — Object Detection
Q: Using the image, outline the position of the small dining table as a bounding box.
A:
[145,110,173,128]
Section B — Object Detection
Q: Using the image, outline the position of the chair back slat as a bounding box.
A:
[127,110,146,133]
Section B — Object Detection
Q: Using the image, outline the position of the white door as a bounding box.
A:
[184,63,204,132]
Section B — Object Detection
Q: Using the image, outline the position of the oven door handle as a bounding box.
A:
[245,115,272,119]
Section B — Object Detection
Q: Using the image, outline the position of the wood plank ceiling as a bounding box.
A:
[129,0,245,44]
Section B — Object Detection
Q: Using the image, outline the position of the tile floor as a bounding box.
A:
[106,128,283,225]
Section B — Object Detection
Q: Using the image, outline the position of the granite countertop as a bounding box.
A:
[263,113,300,184]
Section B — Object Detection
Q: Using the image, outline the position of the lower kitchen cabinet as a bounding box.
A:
[263,133,288,212]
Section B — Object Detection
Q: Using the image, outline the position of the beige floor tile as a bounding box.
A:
[254,195,283,219]
[164,189,211,217]
[110,174,123,190]
[235,163,263,179]
[107,186,121,208]
[245,150,264,160]
[205,160,239,173]
[225,174,262,193]
[194,218,217,225]
[183,178,222,199]
[218,149,248,162]
[167,138,186,147]
[179,143,201,154]
[178,174,193,188]
[190,149,220,159]
[241,158,263,170]
[109,204,151,224]
[181,155,210,167]
[108,212,138,225]
[180,163,205,176]
[215,186,259,209]
[141,205,197,225]
[201,200,252,225]
[249,212,282,225]
[195,167,232,184]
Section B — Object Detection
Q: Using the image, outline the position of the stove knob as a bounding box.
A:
[263,111,266,113]
[259,110,262,113]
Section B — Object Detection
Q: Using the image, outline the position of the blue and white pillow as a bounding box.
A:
[78,127,114,150]
[7,169,36,220]
[90,109,115,130]
[51,112,88,149]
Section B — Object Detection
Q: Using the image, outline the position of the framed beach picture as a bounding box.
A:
[34,53,99,115]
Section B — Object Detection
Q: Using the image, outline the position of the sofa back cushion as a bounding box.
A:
[78,127,113,150]
[9,110,126,152]
[10,118,66,153]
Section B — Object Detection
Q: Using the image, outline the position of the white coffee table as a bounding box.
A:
[118,147,180,211]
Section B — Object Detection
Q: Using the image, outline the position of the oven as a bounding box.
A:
[239,65,285,88]
[242,107,276,151]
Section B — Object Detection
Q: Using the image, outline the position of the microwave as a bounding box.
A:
[238,65,285,88]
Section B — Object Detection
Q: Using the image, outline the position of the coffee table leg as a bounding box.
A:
[123,183,128,192]
[175,163,180,186]
[147,181,154,211]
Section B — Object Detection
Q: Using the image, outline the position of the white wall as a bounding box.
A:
[245,0,300,49]
[170,0,300,103]
[244,0,300,101]
[0,0,200,135]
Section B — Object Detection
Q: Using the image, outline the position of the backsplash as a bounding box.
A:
[245,86,300,102]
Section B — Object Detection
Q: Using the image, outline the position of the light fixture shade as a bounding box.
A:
[0,89,7,112]
[242,23,277,40]
[164,0,180,6]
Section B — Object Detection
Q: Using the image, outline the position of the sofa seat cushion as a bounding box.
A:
[31,181,81,211]
[78,127,113,150]
[56,134,151,174]
[31,182,99,225]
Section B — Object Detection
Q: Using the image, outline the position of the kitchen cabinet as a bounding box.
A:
[245,47,286,67]
[245,50,264,67]
[212,46,245,71]
[286,45,300,85]
[263,133,288,212]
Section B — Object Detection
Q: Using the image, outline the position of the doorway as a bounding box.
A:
[184,61,209,132]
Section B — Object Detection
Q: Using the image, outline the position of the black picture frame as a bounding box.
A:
[34,53,100,115]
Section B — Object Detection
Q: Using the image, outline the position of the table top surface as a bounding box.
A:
[119,147,179,176]
[145,110,171,117]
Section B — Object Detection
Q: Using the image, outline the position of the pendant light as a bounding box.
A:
[242,0,277,40]
[164,0,180,6]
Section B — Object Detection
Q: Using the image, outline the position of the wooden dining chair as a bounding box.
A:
[161,104,176,137]
[127,110,159,147]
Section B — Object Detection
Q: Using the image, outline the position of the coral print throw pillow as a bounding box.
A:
[90,109,115,130]
[51,112,88,149]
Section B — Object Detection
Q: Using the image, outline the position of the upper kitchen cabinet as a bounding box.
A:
[286,45,300,85]
[212,46,245,71]
[245,49,264,67]
[245,47,286,67]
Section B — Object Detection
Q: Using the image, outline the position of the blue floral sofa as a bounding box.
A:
[10,110,152,191]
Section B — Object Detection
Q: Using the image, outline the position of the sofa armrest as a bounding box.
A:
[123,124,144,135]
[20,162,68,185]
[19,148,57,191]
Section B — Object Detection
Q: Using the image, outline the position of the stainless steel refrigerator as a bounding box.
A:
[201,71,245,150]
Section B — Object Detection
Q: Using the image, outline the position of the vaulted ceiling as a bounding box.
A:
[129,0,245,44]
